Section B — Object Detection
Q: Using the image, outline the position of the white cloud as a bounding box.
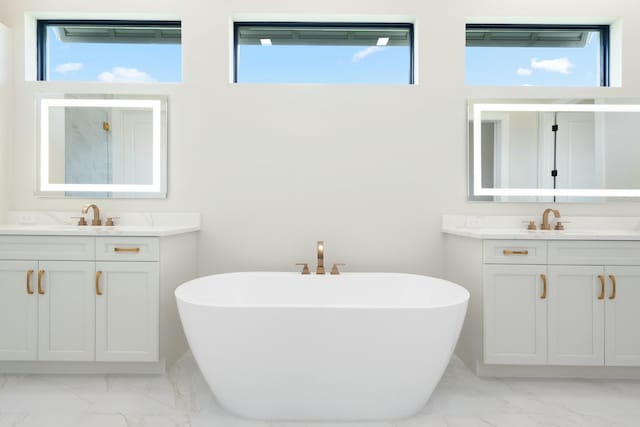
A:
[352,46,382,63]
[97,67,156,83]
[516,67,533,76]
[530,57,574,74]
[54,62,83,73]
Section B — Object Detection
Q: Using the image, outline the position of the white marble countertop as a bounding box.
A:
[442,215,640,240]
[0,211,200,237]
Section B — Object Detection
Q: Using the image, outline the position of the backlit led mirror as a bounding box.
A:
[468,99,640,202]
[37,95,167,198]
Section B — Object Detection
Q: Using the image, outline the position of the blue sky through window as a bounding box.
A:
[45,23,600,86]
[466,32,601,86]
[46,27,182,82]
[236,44,411,84]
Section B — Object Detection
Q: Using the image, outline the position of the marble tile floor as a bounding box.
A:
[0,353,639,427]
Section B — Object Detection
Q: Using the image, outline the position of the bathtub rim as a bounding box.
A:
[175,271,470,310]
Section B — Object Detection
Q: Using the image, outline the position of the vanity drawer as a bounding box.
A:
[483,240,547,264]
[96,237,159,261]
[549,241,640,266]
[0,236,94,260]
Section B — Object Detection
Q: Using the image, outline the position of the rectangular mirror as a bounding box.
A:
[469,99,640,202]
[37,95,167,198]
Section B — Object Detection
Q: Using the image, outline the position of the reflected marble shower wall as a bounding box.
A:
[64,107,111,185]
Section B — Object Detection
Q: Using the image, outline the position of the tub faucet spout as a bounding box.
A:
[316,240,325,275]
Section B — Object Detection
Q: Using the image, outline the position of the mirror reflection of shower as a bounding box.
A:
[39,94,167,198]
[47,104,154,197]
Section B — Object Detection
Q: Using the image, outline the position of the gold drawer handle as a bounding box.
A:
[503,250,529,255]
[37,270,45,295]
[26,270,34,295]
[609,275,617,300]
[540,274,547,299]
[114,247,140,253]
[598,275,605,300]
[96,271,103,296]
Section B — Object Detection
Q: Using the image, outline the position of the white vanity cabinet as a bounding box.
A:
[0,237,96,362]
[482,240,640,368]
[603,266,640,366]
[37,261,96,361]
[483,264,547,365]
[548,241,640,366]
[482,241,548,365]
[546,265,604,366]
[0,260,38,360]
[95,237,160,362]
[0,231,197,373]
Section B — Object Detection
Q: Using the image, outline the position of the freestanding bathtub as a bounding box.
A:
[175,272,469,421]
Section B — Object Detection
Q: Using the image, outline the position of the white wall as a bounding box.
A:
[0,23,10,224]
[2,0,640,277]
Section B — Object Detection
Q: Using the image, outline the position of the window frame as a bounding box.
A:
[233,21,415,84]
[465,24,610,87]
[36,19,182,82]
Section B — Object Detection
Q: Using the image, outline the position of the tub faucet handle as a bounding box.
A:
[296,263,310,275]
[330,263,346,275]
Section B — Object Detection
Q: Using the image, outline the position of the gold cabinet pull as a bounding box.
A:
[597,275,605,300]
[96,271,103,296]
[609,275,617,300]
[503,250,529,255]
[26,270,34,295]
[540,274,547,299]
[114,247,140,253]
[37,270,45,295]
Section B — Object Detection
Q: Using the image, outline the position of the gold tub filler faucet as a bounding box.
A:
[296,241,345,275]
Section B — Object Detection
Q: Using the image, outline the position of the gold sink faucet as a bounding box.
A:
[541,208,560,230]
[82,203,102,226]
[316,240,325,275]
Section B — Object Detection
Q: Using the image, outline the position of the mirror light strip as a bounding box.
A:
[472,103,640,198]
[475,188,640,197]
[475,103,640,113]
[473,104,483,198]
[40,103,50,192]
[40,98,163,194]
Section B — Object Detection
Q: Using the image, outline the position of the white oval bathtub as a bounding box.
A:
[175,272,469,421]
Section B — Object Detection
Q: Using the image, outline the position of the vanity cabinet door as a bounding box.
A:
[604,266,640,366]
[37,261,95,361]
[547,266,605,366]
[484,265,547,365]
[0,261,38,360]
[95,262,159,362]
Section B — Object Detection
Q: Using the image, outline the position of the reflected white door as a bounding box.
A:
[540,112,602,202]
[111,109,153,186]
